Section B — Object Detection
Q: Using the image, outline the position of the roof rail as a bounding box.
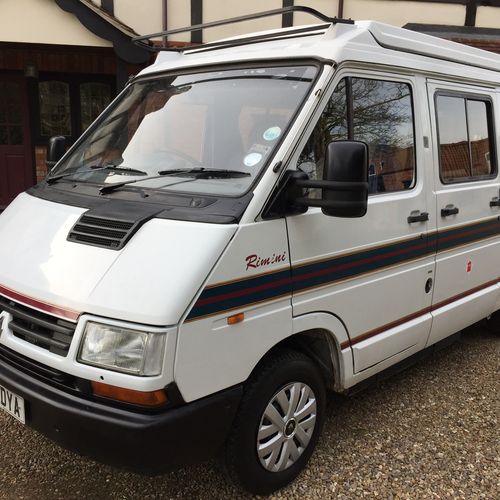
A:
[133,6,354,53]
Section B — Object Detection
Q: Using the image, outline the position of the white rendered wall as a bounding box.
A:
[203,0,282,42]
[476,7,500,29]
[344,0,466,27]
[0,0,111,46]
[113,0,163,36]
[167,0,191,43]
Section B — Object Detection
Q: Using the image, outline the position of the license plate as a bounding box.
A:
[0,384,25,424]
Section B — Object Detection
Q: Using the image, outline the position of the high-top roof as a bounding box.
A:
[138,18,500,83]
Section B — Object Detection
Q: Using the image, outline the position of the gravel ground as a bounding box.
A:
[0,317,498,500]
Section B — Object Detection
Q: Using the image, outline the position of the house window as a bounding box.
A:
[436,94,496,182]
[39,81,71,137]
[80,83,112,131]
[37,76,114,144]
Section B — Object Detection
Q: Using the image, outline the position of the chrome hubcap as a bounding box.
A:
[257,382,317,472]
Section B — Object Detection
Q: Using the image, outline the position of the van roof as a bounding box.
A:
[138,20,500,82]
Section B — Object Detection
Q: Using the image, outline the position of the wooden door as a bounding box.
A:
[0,76,33,209]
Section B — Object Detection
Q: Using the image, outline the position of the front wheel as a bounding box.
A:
[224,349,326,495]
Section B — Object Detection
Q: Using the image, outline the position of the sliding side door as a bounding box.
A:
[426,80,500,345]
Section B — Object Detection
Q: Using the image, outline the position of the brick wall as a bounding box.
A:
[35,146,48,183]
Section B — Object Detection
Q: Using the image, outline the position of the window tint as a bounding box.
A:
[436,94,495,182]
[298,77,415,195]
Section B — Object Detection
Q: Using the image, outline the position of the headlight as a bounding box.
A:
[78,322,166,376]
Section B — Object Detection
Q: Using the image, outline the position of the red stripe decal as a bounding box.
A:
[438,222,499,245]
[430,278,500,311]
[196,277,291,307]
[293,240,429,284]
[0,284,80,322]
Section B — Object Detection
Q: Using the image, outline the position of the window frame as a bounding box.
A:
[434,90,497,185]
[293,70,418,197]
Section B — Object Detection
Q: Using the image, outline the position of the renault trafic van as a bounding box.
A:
[0,7,499,495]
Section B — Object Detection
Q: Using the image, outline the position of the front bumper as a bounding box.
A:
[0,352,242,472]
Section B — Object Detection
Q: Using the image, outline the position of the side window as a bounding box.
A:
[436,94,496,182]
[298,76,416,195]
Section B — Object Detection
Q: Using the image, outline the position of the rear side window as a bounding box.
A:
[436,94,496,183]
[298,76,416,195]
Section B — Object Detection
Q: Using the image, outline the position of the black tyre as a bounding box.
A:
[224,349,326,495]
[487,311,500,333]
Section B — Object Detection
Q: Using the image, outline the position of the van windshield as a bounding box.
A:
[50,65,318,197]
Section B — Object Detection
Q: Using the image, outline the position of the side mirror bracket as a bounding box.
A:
[261,170,309,219]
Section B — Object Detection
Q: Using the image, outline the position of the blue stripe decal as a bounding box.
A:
[186,217,500,321]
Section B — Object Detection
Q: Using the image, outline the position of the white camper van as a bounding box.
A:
[0,7,499,494]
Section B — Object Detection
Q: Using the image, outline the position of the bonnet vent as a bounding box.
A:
[68,214,136,250]
[67,203,161,250]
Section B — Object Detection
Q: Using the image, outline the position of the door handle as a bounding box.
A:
[490,197,500,207]
[441,205,459,217]
[407,211,429,223]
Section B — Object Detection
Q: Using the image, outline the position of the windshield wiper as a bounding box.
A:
[91,165,148,176]
[46,166,103,185]
[46,165,148,185]
[99,168,250,194]
[157,168,250,178]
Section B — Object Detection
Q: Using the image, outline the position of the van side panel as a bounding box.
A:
[174,220,293,402]
[425,80,500,346]
[285,70,435,374]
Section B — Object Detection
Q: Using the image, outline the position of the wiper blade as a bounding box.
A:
[99,168,250,195]
[46,165,147,185]
[91,165,148,176]
[157,168,251,178]
[46,166,104,185]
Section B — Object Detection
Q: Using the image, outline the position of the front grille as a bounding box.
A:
[0,344,80,392]
[0,344,163,413]
[0,296,76,356]
[68,214,136,250]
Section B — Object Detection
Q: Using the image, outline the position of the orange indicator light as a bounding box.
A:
[91,381,168,407]
[227,312,245,325]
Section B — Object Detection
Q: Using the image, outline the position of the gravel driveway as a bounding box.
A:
[0,317,498,499]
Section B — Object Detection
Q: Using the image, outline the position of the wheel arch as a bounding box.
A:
[249,312,351,392]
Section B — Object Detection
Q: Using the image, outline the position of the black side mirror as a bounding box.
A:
[322,140,369,217]
[46,136,66,170]
[262,141,369,220]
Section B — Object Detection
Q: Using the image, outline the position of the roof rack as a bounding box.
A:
[133,6,354,53]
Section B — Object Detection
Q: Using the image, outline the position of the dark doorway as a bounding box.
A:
[0,75,33,209]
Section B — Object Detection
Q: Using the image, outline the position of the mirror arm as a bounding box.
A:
[294,178,369,192]
[294,197,368,210]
